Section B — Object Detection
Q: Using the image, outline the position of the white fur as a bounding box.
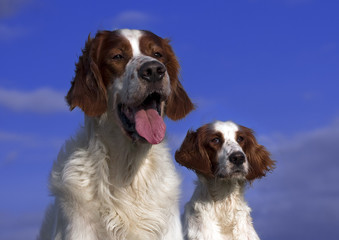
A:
[38,30,183,240]
[182,121,259,240]
[38,117,182,240]
[120,29,142,56]
[183,178,259,240]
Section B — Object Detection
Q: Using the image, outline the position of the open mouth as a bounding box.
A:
[118,92,166,144]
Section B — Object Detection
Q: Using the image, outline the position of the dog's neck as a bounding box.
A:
[84,114,154,186]
[186,176,255,239]
[195,175,247,203]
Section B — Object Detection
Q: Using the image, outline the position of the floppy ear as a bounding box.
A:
[166,81,195,120]
[240,126,276,181]
[66,34,107,116]
[175,130,213,177]
[162,39,195,120]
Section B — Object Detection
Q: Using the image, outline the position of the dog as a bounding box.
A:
[175,121,275,240]
[38,29,194,240]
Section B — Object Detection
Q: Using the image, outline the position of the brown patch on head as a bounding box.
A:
[175,124,224,177]
[66,30,133,116]
[140,31,195,120]
[236,125,275,181]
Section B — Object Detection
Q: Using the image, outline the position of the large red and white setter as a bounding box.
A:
[38,29,194,240]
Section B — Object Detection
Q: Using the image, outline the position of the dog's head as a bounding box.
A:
[175,121,275,181]
[66,29,194,144]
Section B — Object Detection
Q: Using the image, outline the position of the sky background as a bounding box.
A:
[0,0,338,239]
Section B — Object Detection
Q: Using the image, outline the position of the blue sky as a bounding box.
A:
[0,0,338,239]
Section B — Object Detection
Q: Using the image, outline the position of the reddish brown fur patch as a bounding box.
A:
[175,130,210,176]
[163,40,195,120]
[175,124,224,177]
[66,31,132,116]
[236,125,275,181]
[66,35,107,116]
[140,31,195,120]
[95,31,133,87]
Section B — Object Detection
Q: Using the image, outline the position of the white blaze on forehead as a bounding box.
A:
[212,121,239,143]
[119,29,143,56]
[213,121,246,169]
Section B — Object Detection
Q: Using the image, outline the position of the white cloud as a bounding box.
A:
[0,87,67,113]
[284,0,314,6]
[0,23,27,40]
[0,211,42,240]
[261,118,339,153]
[0,129,64,150]
[247,118,339,239]
[320,42,337,53]
[0,151,19,167]
[0,131,35,143]
[0,0,33,40]
[167,132,186,152]
[0,129,64,168]
[111,10,153,28]
[0,130,42,151]
[0,0,32,18]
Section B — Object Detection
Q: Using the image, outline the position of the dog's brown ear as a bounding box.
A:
[66,34,107,116]
[175,130,213,177]
[162,39,195,120]
[166,81,195,120]
[239,126,276,181]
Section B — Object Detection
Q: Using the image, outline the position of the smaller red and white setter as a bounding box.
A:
[175,121,275,240]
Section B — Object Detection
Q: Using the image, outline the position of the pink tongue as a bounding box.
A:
[135,109,166,144]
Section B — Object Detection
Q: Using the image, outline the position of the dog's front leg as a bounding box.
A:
[52,198,101,240]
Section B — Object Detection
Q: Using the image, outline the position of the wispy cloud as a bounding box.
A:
[247,118,339,239]
[0,211,42,240]
[320,42,337,53]
[0,0,33,40]
[249,0,313,6]
[283,0,314,6]
[167,132,186,153]
[0,129,64,149]
[111,10,153,29]
[0,130,33,142]
[0,87,67,114]
[0,130,40,147]
[0,151,19,166]
[0,0,32,18]
[0,129,64,168]
[0,23,27,40]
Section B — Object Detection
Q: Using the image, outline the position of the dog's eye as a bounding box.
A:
[112,54,124,60]
[154,52,162,58]
[211,138,220,144]
[237,136,244,143]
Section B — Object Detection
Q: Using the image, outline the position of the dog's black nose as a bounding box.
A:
[138,61,166,82]
[229,151,245,166]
